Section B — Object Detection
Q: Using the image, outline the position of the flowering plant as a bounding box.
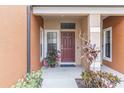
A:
[45,49,61,67]
[11,69,42,88]
[81,71,120,88]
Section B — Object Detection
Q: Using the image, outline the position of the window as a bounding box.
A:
[103,27,112,62]
[47,32,57,51]
[61,23,75,29]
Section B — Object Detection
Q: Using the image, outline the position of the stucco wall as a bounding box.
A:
[44,16,88,64]
[81,16,88,37]
[103,16,124,74]
[81,16,89,66]
[0,6,27,87]
[0,6,43,87]
[31,14,43,71]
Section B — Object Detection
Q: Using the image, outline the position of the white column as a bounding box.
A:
[88,14,101,71]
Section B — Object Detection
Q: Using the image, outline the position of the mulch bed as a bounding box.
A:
[75,78,87,88]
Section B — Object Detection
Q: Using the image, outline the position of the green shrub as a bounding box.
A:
[11,69,42,88]
[81,71,121,88]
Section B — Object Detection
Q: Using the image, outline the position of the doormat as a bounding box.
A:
[60,64,76,67]
[75,78,86,88]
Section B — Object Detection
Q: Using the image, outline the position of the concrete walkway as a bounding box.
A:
[42,66,82,88]
[42,65,124,88]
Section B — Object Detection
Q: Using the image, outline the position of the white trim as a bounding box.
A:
[100,18,103,64]
[103,27,112,62]
[33,6,124,15]
[40,27,44,62]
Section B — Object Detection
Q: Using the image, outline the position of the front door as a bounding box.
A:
[61,32,75,62]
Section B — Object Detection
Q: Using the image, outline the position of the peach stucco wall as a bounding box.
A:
[31,14,43,71]
[0,6,43,87]
[103,16,124,74]
[0,6,27,87]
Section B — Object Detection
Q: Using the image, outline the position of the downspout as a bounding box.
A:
[27,6,31,73]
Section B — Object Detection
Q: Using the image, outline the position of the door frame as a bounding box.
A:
[60,30,76,65]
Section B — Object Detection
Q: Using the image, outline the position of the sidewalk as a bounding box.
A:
[42,66,82,88]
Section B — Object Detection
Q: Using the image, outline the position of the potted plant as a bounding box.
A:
[45,49,60,67]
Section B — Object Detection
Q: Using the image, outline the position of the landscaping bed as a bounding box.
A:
[11,69,42,88]
[75,71,121,88]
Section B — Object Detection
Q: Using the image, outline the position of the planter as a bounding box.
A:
[75,78,120,88]
[79,71,121,88]
[45,49,61,68]
[49,64,56,68]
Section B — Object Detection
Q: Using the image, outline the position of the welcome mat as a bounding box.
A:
[60,64,76,67]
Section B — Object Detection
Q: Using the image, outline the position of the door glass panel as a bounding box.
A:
[47,32,57,51]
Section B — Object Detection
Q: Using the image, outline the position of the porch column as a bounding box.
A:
[88,14,102,71]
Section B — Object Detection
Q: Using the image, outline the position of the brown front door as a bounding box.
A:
[61,32,75,62]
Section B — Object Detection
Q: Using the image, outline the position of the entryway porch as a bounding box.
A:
[32,6,124,88]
